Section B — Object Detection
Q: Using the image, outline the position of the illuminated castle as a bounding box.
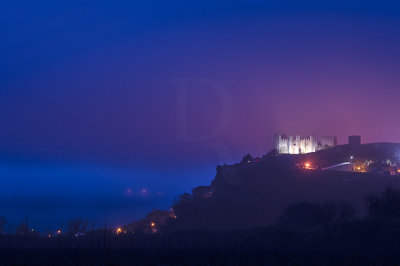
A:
[274,134,337,154]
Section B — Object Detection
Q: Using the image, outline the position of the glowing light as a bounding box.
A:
[57,230,61,235]
[116,227,122,234]
[150,222,155,227]
[48,234,51,238]
[357,167,361,170]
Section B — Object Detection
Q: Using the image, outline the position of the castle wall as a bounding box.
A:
[319,136,337,150]
[274,134,336,154]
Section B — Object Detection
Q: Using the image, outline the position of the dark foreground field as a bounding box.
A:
[4,187,400,265]
[1,249,400,266]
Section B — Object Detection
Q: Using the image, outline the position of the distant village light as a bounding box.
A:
[116,227,122,234]
[151,222,155,227]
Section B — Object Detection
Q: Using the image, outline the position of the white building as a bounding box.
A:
[274,134,337,154]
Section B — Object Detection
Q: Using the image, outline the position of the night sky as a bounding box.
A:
[2,0,400,231]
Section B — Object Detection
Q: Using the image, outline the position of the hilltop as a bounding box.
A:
[126,142,400,231]
[300,142,400,168]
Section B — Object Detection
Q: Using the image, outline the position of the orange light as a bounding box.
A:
[57,230,61,235]
[304,163,311,169]
[116,227,122,234]
[150,222,155,227]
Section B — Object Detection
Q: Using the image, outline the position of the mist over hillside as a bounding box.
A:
[128,143,400,231]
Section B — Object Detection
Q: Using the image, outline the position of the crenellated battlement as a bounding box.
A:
[274,134,337,154]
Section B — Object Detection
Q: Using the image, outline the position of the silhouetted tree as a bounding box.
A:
[264,149,279,158]
[240,154,253,164]
[192,186,213,199]
[320,201,355,228]
[175,193,192,203]
[278,201,355,229]
[67,218,90,235]
[366,187,400,219]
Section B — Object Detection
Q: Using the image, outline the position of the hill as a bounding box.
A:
[299,142,400,168]
[127,143,400,231]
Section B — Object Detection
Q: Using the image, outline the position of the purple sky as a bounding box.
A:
[1,0,400,231]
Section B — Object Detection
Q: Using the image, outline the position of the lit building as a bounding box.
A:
[274,134,337,154]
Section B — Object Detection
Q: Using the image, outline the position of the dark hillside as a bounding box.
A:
[170,146,400,230]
